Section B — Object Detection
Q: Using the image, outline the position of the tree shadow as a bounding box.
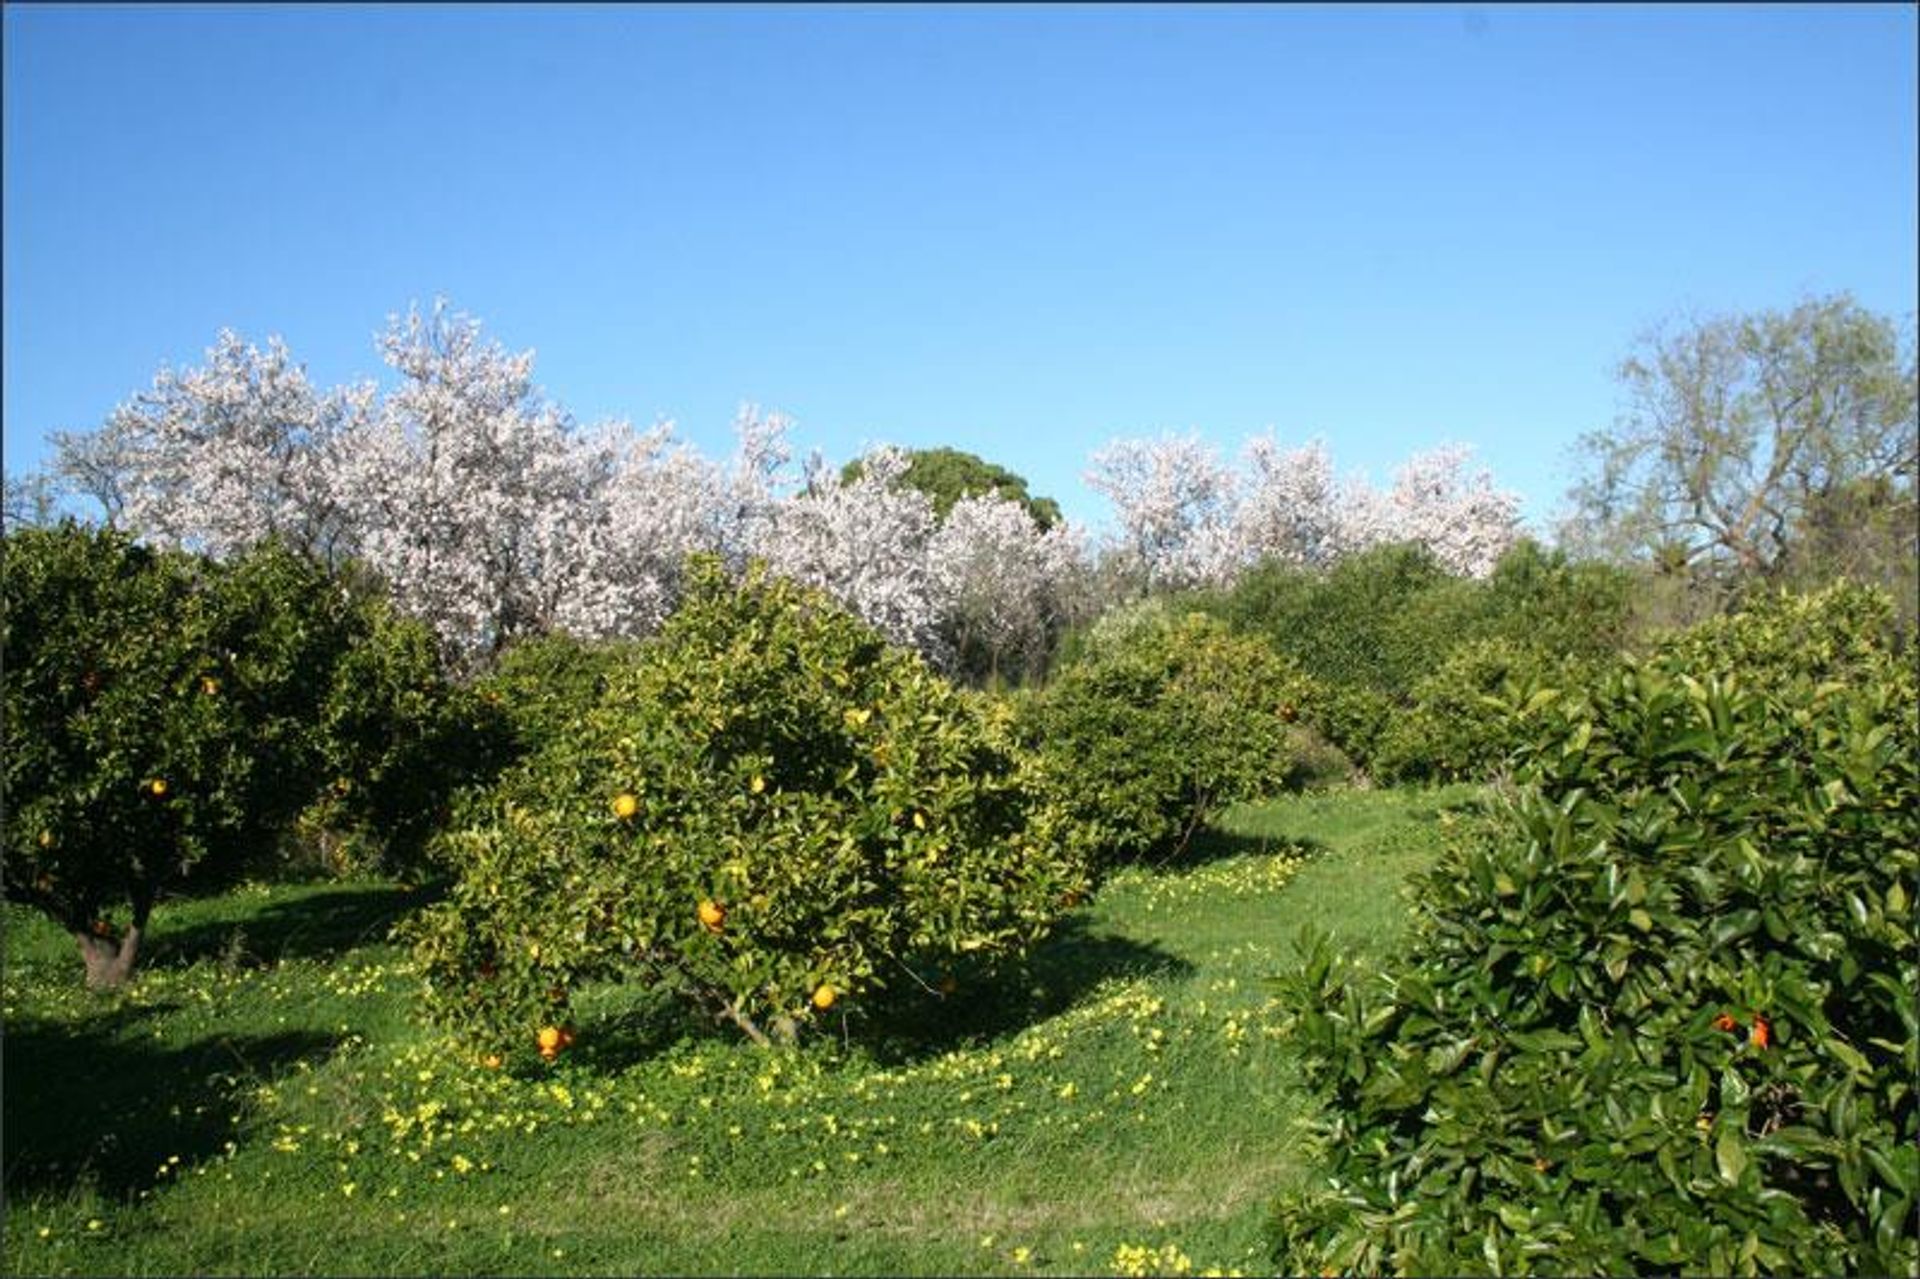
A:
[144,882,443,972]
[2,1005,338,1201]
[563,986,705,1074]
[1131,826,1326,876]
[557,915,1194,1072]
[853,915,1195,1065]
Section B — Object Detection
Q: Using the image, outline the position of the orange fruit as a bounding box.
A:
[537,1026,562,1051]
[148,778,168,797]
[482,1054,502,1070]
[611,792,638,820]
[697,900,726,932]
[812,984,837,1011]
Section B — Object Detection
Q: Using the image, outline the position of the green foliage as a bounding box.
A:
[1196,540,1632,775]
[3,526,361,969]
[1271,588,1918,1276]
[1372,639,1599,785]
[294,594,508,878]
[1021,603,1309,870]
[478,631,637,757]
[1652,579,1903,691]
[407,556,1088,1054]
[842,445,1062,529]
[1571,292,1916,583]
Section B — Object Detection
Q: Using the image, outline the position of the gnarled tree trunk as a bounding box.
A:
[72,894,152,990]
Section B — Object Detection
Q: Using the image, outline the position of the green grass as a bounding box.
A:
[2,786,1478,1277]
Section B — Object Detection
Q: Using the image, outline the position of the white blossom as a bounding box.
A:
[750,446,946,659]
[66,331,362,562]
[326,302,602,665]
[929,493,1088,680]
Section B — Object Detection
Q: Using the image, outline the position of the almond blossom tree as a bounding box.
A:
[750,446,947,660]
[1085,432,1237,591]
[1342,443,1521,578]
[928,492,1088,682]
[326,302,606,667]
[1087,431,1519,589]
[554,420,727,640]
[1227,434,1346,571]
[54,331,367,564]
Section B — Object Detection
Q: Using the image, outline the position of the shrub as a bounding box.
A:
[1372,638,1600,784]
[1021,604,1309,869]
[406,557,1087,1055]
[3,526,361,986]
[1195,540,1632,772]
[293,593,508,878]
[1270,588,1917,1276]
[476,631,637,758]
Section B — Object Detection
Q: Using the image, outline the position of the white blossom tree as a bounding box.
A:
[1084,432,1237,591]
[928,492,1088,682]
[1226,434,1345,571]
[1087,430,1518,589]
[54,331,365,563]
[1343,443,1521,578]
[750,446,946,659]
[326,302,605,666]
[554,420,728,640]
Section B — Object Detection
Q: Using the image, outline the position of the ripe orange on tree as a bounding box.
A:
[697,899,726,933]
[611,792,638,820]
[812,983,837,1011]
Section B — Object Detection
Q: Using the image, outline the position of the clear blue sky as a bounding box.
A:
[6,3,1915,531]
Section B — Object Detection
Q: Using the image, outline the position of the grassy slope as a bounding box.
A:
[1,786,1477,1277]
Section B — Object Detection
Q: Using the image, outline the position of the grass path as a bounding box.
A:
[2,786,1477,1277]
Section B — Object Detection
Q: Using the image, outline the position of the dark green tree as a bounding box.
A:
[841,446,1062,529]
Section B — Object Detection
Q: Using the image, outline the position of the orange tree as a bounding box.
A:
[4,524,482,986]
[406,556,1088,1055]
[1019,604,1309,871]
[5,527,352,985]
[1272,586,1918,1275]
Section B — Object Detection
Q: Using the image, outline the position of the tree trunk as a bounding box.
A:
[75,924,142,990]
[72,894,151,990]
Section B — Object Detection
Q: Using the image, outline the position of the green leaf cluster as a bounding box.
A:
[1272,586,1917,1275]
[1195,540,1631,772]
[1021,603,1309,870]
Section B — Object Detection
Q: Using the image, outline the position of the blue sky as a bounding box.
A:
[6,3,1915,532]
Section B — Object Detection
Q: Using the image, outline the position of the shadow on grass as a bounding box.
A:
[559,915,1194,1071]
[2,1005,338,1201]
[856,915,1194,1065]
[1129,826,1329,877]
[145,881,444,972]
